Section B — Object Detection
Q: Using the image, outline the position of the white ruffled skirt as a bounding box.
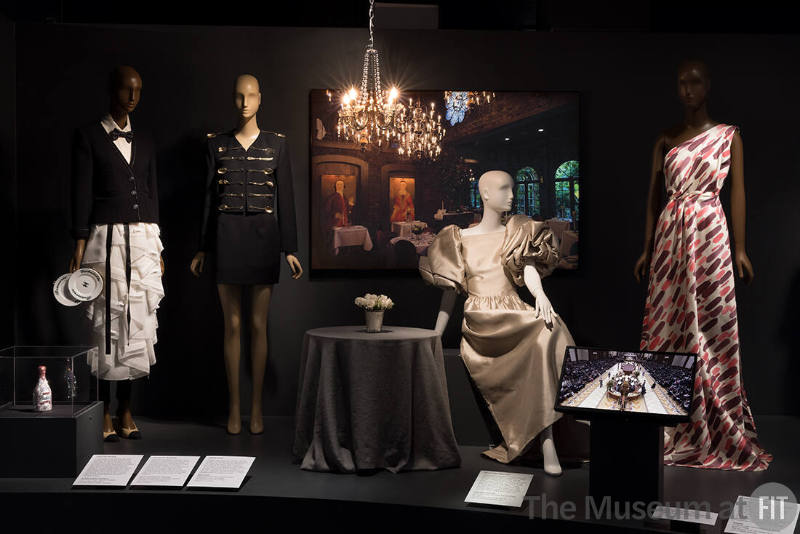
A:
[81,223,164,380]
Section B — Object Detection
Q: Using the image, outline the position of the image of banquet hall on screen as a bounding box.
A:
[557,347,696,416]
[309,89,579,272]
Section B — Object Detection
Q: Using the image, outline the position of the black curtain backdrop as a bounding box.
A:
[0,13,15,350]
[12,24,800,418]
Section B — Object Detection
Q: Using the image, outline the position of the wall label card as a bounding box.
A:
[73,455,143,487]
[724,496,799,534]
[651,505,718,525]
[186,456,255,489]
[464,470,534,508]
[130,456,200,487]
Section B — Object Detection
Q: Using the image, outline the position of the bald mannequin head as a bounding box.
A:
[234,74,261,120]
[478,170,514,214]
[677,59,710,109]
[677,59,710,81]
[108,65,142,116]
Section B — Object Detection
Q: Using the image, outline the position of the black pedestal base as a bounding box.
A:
[0,401,103,477]
[589,416,664,505]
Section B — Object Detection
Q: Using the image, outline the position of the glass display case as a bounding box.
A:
[0,346,99,417]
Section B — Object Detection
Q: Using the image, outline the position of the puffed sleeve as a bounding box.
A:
[501,214,559,286]
[418,225,466,293]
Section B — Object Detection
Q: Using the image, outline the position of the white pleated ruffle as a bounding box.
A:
[82,223,164,380]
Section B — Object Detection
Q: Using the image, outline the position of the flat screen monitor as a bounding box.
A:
[554,346,698,425]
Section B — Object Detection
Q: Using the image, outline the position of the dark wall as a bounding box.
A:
[14,24,800,418]
[0,13,14,349]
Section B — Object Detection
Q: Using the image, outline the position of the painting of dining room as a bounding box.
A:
[309,89,580,273]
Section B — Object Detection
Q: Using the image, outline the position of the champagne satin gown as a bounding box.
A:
[420,215,575,463]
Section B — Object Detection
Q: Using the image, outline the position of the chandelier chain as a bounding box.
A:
[368,0,375,49]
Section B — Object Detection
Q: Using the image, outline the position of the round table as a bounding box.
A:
[292,326,461,473]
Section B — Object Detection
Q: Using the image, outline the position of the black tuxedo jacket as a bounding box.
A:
[71,121,159,239]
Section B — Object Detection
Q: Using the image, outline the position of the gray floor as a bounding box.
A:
[0,414,796,533]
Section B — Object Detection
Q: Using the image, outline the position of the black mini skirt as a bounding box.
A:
[215,212,281,285]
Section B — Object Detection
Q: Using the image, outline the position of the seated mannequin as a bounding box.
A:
[420,170,575,476]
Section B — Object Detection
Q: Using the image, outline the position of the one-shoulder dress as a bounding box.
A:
[641,124,772,471]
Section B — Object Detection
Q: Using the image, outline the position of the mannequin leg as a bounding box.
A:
[249,284,273,434]
[116,380,134,430]
[218,283,243,434]
[99,380,114,434]
[540,425,562,476]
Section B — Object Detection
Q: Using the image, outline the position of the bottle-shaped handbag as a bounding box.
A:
[64,363,77,400]
[33,365,53,412]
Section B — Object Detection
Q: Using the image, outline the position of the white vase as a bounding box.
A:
[365,310,384,333]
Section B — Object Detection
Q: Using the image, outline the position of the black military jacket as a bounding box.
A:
[71,122,160,239]
[199,130,297,254]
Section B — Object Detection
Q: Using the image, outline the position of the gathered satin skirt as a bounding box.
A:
[460,291,574,463]
[82,223,164,381]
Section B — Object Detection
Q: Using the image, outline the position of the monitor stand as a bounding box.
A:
[588,415,664,506]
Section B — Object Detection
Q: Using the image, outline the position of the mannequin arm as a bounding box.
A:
[277,138,299,254]
[434,289,457,336]
[729,130,753,283]
[192,141,217,278]
[285,253,303,279]
[71,129,93,241]
[69,239,86,272]
[524,264,553,326]
[634,135,666,282]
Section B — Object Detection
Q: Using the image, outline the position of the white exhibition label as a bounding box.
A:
[651,505,718,525]
[724,496,800,534]
[186,456,255,489]
[464,470,534,508]
[73,455,143,487]
[130,456,200,487]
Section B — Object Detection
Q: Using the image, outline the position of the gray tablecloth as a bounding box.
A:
[293,326,461,473]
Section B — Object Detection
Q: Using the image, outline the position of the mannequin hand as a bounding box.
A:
[533,289,554,327]
[190,251,205,278]
[286,254,303,279]
[735,250,754,284]
[160,255,165,275]
[69,239,86,273]
[633,251,651,283]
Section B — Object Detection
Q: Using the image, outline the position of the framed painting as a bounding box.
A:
[309,90,580,275]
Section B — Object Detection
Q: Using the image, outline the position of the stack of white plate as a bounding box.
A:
[53,268,103,306]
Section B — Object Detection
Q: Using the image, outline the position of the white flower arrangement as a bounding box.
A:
[354,293,394,311]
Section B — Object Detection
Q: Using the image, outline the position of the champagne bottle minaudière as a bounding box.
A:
[33,365,53,412]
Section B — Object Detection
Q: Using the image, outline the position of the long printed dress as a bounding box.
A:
[640,123,772,471]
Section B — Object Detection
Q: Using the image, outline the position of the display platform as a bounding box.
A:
[0,415,796,532]
[0,401,103,477]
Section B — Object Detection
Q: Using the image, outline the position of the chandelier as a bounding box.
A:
[443,91,495,126]
[397,98,445,160]
[337,0,404,151]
